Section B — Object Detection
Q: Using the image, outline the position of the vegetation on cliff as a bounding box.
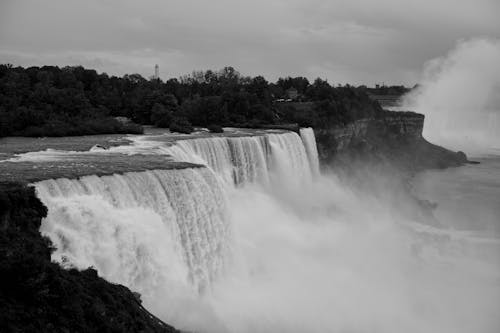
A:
[0,183,178,333]
[0,64,382,137]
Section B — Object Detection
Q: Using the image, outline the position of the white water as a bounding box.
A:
[300,127,320,177]
[36,168,229,295]
[34,129,500,332]
[163,130,314,188]
[403,38,500,154]
[166,136,271,186]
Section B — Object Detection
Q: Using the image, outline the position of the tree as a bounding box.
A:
[150,103,173,128]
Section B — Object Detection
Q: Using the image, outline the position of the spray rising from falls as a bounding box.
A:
[33,129,320,328]
[403,38,500,153]
[34,130,317,292]
[33,128,500,332]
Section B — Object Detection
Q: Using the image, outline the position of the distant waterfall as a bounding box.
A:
[167,136,270,185]
[164,130,318,186]
[299,128,320,177]
[35,168,229,294]
[267,132,313,188]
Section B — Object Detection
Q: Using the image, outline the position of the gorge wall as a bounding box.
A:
[314,111,468,173]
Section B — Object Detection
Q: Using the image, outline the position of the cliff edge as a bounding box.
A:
[315,111,468,173]
[0,183,179,333]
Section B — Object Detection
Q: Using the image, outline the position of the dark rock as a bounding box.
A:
[0,182,179,333]
[315,111,469,174]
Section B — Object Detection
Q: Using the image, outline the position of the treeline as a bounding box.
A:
[0,64,383,137]
[362,85,412,96]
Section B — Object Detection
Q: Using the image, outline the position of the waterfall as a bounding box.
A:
[166,136,270,186]
[32,129,322,328]
[35,167,229,294]
[299,128,320,177]
[163,130,317,187]
[33,130,320,291]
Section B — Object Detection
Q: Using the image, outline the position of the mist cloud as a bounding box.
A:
[404,38,500,153]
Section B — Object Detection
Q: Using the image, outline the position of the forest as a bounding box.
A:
[0,64,384,136]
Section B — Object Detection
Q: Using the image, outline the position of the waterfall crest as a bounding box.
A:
[35,167,229,293]
[164,130,317,187]
[166,136,270,185]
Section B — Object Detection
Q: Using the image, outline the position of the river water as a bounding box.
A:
[414,154,500,236]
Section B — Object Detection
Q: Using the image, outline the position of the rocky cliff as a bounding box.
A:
[315,110,468,173]
[0,183,179,333]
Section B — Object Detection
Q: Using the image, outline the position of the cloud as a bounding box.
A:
[0,0,499,84]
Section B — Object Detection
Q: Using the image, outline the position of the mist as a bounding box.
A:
[33,130,500,332]
[403,38,500,155]
[171,171,500,332]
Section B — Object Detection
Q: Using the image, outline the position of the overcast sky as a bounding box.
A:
[1,0,499,85]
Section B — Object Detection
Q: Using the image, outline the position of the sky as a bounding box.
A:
[0,0,499,85]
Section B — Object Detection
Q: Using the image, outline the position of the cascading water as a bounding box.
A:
[35,168,229,294]
[31,127,499,333]
[299,127,320,177]
[166,136,271,186]
[33,129,321,329]
[403,38,500,153]
[163,130,314,187]
[34,130,316,292]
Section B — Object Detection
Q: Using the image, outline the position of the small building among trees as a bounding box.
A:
[286,87,299,100]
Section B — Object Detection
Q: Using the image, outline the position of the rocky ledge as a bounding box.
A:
[315,110,469,173]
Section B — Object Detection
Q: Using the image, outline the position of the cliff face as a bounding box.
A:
[0,183,178,333]
[381,112,424,138]
[315,111,467,173]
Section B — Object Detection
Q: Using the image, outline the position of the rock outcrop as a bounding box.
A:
[315,111,468,173]
[0,183,179,333]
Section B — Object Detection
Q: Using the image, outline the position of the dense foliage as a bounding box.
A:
[0,64,383,137]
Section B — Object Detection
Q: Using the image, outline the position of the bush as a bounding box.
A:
[118,122,143,134]
[150,103,173,128]
[11,117,143,137]
[207,124,223,133]
[169,117,194,134]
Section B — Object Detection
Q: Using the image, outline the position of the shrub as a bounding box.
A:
[207,124,223,133]
[11,117,143,137]
[118,122,143,134]
[169,117,194,134]
[150,103,173,128]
